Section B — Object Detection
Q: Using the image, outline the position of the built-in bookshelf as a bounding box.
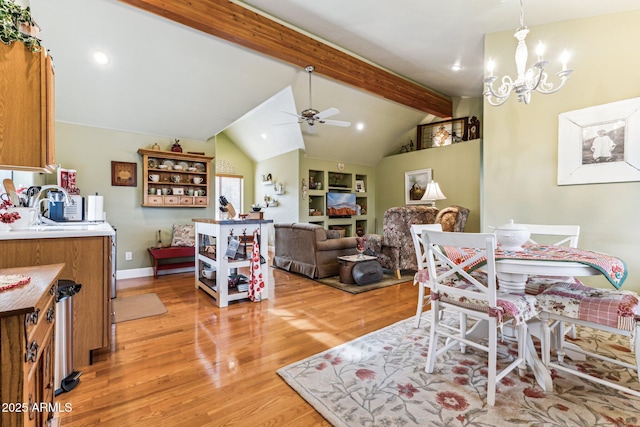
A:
[303,169,370,236]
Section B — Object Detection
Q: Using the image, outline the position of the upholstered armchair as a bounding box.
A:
[435,205,470,232]
[365,206,439,278]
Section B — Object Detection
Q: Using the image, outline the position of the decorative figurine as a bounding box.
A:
[151,142,160,150]
[171,139,182,152]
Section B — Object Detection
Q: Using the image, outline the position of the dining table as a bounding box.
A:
[439,243,628,391]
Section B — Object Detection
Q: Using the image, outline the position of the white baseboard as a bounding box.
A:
[116,266,195,280]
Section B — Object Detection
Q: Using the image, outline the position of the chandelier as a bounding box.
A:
[483,0,573,106]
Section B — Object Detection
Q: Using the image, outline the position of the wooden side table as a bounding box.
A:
[337,255,377,284]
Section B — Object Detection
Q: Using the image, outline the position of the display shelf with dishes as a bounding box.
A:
[138,148,214,208]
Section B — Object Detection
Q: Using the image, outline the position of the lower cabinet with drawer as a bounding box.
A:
[0,263,64,427]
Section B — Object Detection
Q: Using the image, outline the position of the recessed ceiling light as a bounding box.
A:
[450,64,462,72]
[356,122,365,131]
[261,133,267,139]
[92,50,110,66]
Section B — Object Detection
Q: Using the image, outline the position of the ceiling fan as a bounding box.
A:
[284,65,351,134]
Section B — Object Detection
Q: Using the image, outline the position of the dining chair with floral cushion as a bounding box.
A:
[536,282,640,397]
[422,230,539,406]
[520,224,581,339]
[520,224,581,295]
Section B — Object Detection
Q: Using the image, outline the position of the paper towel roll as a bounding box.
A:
[87,195,104,221]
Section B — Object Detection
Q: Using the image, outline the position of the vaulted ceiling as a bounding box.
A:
[29,0,640,165]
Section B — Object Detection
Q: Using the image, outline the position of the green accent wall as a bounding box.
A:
[374,140,481,233]
[483,10,640,291]
[215,132,255,214]
[52,122,215,270]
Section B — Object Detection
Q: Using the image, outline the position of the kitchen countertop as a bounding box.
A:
[0,222,116,240]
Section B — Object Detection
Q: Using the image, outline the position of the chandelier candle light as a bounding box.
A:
[483,0,573,106]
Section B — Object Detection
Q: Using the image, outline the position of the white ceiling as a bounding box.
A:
[29,0,640,166]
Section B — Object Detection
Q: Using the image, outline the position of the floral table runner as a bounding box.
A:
[0,274,31,291]
[441,244,627,289]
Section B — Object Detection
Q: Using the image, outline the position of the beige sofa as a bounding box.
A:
[273,223,357,279]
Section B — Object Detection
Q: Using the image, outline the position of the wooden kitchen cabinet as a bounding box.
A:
[0,42,55,172]
[0,237,111,369]
[138,149,214,208]
[0,263,64,427]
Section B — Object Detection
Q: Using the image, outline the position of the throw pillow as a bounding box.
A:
[171,224,195,247]
[326,229,342,239]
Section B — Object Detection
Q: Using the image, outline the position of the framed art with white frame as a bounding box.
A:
[355,179,366,193]
[558,97,640,185]
[404,168,432,204]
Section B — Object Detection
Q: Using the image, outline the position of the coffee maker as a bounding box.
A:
[47,191,66,222]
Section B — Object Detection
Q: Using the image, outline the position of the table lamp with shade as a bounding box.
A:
[421,180,446,207]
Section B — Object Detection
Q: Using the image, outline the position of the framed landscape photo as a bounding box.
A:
[405,168,432,204]
[558,97,640,185]
[111,161,137,187]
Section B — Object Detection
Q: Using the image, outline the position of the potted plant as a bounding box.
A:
[0,0,40,51]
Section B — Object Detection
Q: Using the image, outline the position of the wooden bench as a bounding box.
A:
[148,246,196,278]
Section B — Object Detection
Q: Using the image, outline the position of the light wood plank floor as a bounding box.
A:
[55,266,419,426]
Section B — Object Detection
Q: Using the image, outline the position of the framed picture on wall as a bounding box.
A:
[404,168,432,204]
[111,161,137,187]
[558,97,640,185]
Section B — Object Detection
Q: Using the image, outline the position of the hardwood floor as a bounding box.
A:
[55,266,419,426]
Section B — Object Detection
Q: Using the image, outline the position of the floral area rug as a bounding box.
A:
[277,315,640,426]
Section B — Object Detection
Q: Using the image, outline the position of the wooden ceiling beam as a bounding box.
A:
[119,0,452,118]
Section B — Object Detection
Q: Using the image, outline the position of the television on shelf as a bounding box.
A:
[326,192,357,218]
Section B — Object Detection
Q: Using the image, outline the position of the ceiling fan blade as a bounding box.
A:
[320,119,351,127]
[315,107,339,120]
[282,110,302,119]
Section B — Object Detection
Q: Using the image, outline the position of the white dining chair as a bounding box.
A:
[537,282,640,397]
[520,224,581,339]
[423,230,539,406]
[520,224,581,295]
[410,223,442,328]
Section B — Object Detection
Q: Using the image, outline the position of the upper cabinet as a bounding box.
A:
[0,42,55,172]
[138,149,214,208]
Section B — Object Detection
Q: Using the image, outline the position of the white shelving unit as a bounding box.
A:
[304,169,370,236]
[193,219,272,307]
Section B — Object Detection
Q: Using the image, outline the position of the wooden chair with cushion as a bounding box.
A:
[423,230,539,406]
[537,282,640,397]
